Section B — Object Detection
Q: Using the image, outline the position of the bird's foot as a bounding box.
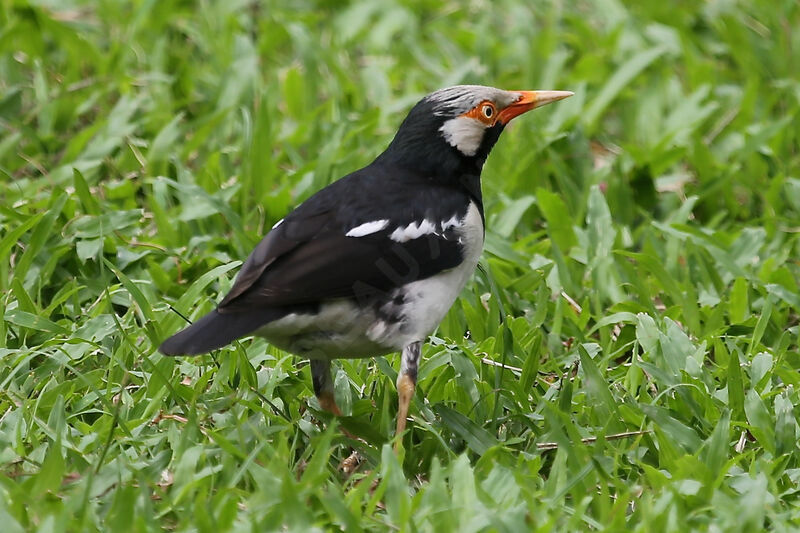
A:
[317,390,342,416]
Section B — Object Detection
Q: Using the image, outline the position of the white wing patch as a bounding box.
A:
[389,219,437,242]
[346,219,390,237]
[349,216,466,243]
[441,214,461,232]
[389,215,466,243]
[439,116,487,156]
[272,218,284,229]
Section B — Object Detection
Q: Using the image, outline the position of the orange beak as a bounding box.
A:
[496,90,574,124]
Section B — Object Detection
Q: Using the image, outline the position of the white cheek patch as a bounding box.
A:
[346,219,390,237]
[439,116,487,156]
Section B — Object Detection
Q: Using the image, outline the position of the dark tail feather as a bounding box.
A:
[159,308,281,356]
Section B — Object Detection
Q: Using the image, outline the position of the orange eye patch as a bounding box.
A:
[461,101,497,125]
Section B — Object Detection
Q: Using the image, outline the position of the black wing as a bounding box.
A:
[160,166,475,355]
[218,169,471,312]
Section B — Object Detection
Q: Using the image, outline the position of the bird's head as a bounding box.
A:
[378,85,573,178]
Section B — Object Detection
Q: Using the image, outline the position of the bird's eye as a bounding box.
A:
[482,104,494,119]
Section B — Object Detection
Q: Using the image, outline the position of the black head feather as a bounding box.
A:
[376,87,511,181]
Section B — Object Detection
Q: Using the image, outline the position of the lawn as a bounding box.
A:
[2,0,800,530]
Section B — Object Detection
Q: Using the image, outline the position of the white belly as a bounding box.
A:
[368,200,484,348]
[256,299,392,359]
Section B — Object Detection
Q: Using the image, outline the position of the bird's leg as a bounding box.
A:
[311,359,362,470]
[310,359,342,416]
[395,341,421,450]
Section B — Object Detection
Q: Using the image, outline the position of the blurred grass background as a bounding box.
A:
[2,0,800,530]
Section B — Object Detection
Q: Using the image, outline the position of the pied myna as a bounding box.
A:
[160,85,572,446]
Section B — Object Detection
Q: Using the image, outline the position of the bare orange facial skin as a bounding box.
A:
[496,92,537,124]
[457,90,574,127]
[461,100,498,125]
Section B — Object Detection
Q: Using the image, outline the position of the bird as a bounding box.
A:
[160,85,573,448]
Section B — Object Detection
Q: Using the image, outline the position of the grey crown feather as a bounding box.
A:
[424,85,520,116]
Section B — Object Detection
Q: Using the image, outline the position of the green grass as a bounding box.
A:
[2,0,800,530]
